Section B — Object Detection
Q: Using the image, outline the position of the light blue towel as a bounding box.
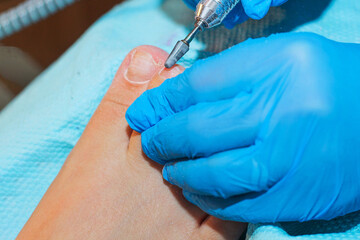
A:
[0,0,359,239]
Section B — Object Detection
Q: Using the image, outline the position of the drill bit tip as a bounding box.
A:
[164,40,189,69]
[165,21,205,68]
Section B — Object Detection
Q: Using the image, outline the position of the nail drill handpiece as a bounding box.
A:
[165,0,241,68]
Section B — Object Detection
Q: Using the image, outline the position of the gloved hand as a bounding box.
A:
[126,32,360,223]
[183,0,288,28]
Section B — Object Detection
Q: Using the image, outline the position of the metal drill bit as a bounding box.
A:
[164,21,205,68]
[165,0,242,68]
[164,40,189,69]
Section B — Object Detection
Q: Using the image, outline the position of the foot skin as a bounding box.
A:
[16,46,247,240]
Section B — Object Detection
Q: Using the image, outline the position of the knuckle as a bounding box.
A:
[284,33,328,65]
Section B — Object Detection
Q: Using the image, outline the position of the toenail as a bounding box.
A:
[124,49,157,84]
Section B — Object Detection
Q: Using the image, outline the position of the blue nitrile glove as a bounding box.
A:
[126,32,360,223]
[183,0,288,28]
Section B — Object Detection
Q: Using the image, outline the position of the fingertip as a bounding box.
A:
[163,162,182,185]
[141,129,166,165]
[125,108,142,133]
[125,90,156,132]
[241,0,271,20]
[162,165,170,183]
[183,190,197,205]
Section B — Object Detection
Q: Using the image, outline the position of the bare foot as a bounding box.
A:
[17,46,247,240]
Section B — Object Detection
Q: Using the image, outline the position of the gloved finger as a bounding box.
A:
[241,0,272,20]
[183,190,266,223]
[183,176,315,223]
[163,146,271,198]
[223,0,288,28]
[222,2,248,29]
[126,35,288,133]
[141,94,261,163]
[240,0,271,20]
[272,0,288,7]
[241,0,288,20]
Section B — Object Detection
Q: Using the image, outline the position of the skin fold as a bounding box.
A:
[16,45,246,240]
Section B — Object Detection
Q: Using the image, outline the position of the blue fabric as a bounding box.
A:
[292,0,360,43]
[0,0,359,239]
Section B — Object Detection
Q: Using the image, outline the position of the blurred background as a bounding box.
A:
[0,0,123,110]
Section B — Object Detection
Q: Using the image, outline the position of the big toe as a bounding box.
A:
[83,45,180,154]
[126,55,185,162]
[105,45,166,111]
